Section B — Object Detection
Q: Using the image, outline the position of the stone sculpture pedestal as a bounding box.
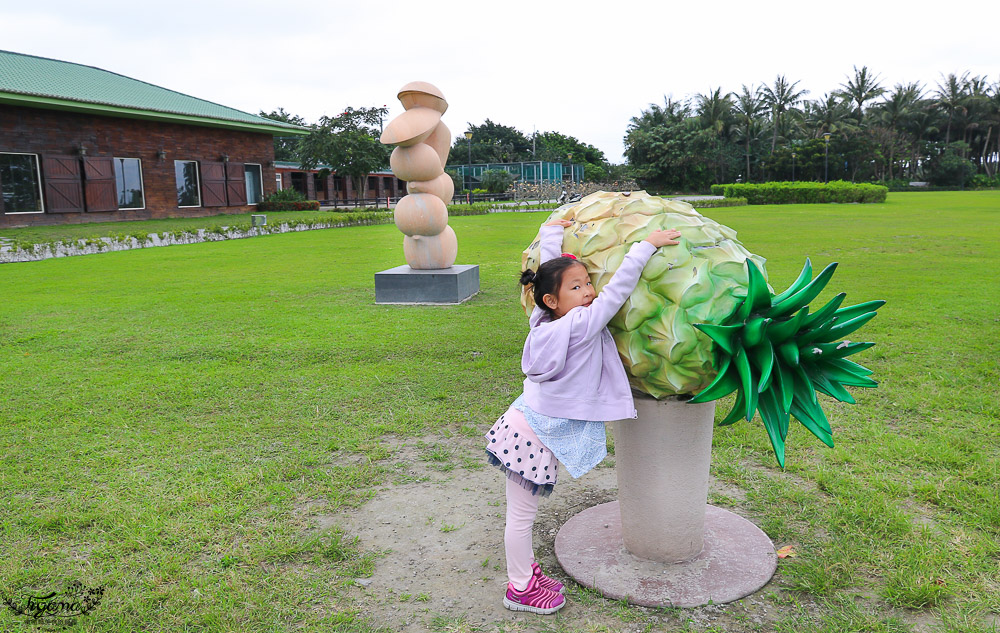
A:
[554,395,776,607]
[374,264,479,305]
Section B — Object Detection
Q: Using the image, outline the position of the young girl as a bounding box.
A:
[486,219,681,614]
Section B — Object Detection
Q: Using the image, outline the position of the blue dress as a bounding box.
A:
[512,394,608,479]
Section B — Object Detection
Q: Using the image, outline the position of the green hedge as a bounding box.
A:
[686,197,748,209]
[255,200,321,211]
[709,181,887,204]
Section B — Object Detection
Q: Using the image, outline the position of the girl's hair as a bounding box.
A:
[520,256,585,316]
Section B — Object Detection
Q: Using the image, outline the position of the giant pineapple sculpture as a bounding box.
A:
[522,191,883,467]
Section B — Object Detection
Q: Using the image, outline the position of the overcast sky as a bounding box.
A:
[4,0,998,163]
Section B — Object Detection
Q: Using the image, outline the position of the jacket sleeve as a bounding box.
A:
[572,240,657,340]
[528,225,567,325]
[537,225,564,265]
[521,321,572,382]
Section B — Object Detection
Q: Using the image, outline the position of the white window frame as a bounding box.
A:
[114,156,146,211]
[275,173,282,190]
[174,159,201,208]
[0,151,45,214]
[244,163,263,206]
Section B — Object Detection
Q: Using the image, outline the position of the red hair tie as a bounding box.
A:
[560,253,577,259]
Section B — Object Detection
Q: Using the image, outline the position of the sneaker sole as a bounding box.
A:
[503,596,565,615]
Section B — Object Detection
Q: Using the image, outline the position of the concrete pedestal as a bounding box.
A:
[554,395,776,607]
[616,396,717,563]
[374,264,479,304]
[554,502,777,607]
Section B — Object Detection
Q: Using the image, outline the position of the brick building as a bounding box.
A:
[0,50,308,228]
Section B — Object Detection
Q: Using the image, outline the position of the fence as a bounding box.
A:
[322,192,534,209]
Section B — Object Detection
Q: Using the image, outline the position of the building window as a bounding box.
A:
[275,173,282,190]
[114,157,145,210]
[244,164,263,205]
[0,152,44,214]
[174,160,201,207]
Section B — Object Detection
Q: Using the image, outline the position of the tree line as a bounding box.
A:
[445,119,624,183]
[624,67,1000,192]
[259,108,621,196]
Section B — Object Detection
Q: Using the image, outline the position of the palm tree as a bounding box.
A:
[627,96,689,133]
[762,75,808,155]
[732,85,766,181]
[696,88,734,137]
[802,93,857,139]
[835,65,886,121]
[873,83,923,179]
[902,101,940,179]
[984,78,1000,177]
[696,88,736,183]
[624,97,691,180]
[961,76,993,164]
[934,72,970,145]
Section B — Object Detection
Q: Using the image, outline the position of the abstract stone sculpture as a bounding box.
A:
[381,82,456,269]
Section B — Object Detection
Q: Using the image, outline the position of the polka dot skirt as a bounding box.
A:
[485,405,558,496]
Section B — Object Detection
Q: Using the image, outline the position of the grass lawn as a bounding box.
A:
[1,191,998,632]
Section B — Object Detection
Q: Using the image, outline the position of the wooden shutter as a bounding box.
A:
[201,161,227,207]
[225,162,246,206]
[42,155,85,213]
[83,157,118,212]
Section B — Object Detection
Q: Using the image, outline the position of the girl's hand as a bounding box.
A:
[644,229,682,247]
[543,219,573,227]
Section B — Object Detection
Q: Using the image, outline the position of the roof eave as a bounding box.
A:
[0,91,311,136]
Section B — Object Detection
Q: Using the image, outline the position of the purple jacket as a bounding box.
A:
[522,225,657,421]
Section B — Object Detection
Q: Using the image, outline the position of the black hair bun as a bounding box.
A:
[519,269,537,286]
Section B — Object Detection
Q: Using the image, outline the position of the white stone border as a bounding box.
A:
[0,219,389,264]
[0,205,563,264]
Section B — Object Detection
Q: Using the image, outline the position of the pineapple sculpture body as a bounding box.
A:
[522,191,883,467]
[522,190,766,398]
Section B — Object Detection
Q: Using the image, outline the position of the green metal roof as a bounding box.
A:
[0,50,310,136]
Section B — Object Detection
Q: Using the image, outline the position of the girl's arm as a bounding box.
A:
[537,221,570,264]
[573,229,681,339]
[574,241,657,338]
[526,222,571,326]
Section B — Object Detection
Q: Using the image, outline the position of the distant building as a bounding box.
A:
[447,161,584,188]
[273,162,404,204]
[0,50,308,228]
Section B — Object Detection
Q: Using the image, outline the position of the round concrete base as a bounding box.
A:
[554,501,777,608]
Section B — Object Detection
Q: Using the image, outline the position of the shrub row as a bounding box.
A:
[446,202,561,216]
[709,181,888,204]
[255,200,321,211]
[884,175,1000,191]
[687,197,748,209]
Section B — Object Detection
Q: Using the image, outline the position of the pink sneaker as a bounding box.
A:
[532,562,566,594]
[503,574,565,614]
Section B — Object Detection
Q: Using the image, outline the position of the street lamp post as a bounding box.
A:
[567,152,574,184]
[791,152,796,182]
[465,131,473,193]
[823,132,831,183]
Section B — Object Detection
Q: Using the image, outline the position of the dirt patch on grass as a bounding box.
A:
[305,433,808,632]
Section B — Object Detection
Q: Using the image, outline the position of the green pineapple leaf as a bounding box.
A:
[691,258,883,467]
